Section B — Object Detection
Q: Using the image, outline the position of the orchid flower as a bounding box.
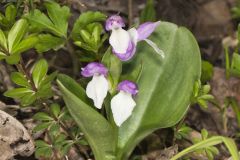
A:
[105,15,164,61]
[81,62,109,109]
[111,80,138,126]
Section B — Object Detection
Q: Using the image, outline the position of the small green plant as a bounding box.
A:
[191,80,214,109]
[171,132,238,160]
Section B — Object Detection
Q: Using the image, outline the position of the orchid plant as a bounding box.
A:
[1,1,238,160]
[57,13,203,159]
[79,15,164,127]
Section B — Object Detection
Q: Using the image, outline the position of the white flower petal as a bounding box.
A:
[111,91,136,126]
[144,39,165,58]
[86,75,109,109]
[128,28,138,45]
[109,28,130,54]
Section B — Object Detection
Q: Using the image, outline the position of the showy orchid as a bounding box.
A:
[105,15,164,61]
[81,62,109,109]
[111,80,138,126]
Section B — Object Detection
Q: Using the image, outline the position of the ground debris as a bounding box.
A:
[141,145,178,160]
[0,110,34,160]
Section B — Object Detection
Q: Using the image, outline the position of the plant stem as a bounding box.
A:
[66,41,79,77]
[15,57,37,92]
[128,0,133,27]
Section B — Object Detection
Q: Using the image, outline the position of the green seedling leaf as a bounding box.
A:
[201,129,208,140]
[201,60,213,83]
[7,19,28,53]
[72,11,106,41]
[12,34,39,54]
[5,4,17,23]
[202,85,211,94]
[26,1,70,38]
[35,140,51,147]
[0,51,6,60]
[57,74,116,160]
[50,103,61,118]
[33,112,54,121]
[44,1,70,36]
[35,146,53,158]
[0,29,7,51]
[20,92,37,106]
[32,59,48,88]
[33,122,52,132]
[11,72,30,88]
[4,88,33,98]
[5,53,20,64]
[35,34,65,53]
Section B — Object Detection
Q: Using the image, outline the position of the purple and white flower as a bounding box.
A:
[81,62,109,109]
[105,15,164,61]
[111,80,138,126]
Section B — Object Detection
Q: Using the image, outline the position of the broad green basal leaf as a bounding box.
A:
[117,22,201,159]
[57,74,116,160]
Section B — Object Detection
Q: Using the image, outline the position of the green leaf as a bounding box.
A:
[35,146,53,158]
[50,103,61,118]
[4,88,33,98]
[117,22,201,159]
[201,60,213,83]
[35,140,50,147]
[140,0,156,23]
[44,1,70,37]
[10,72,30,87]
[57,74,116,160]
[121,62,143,82]
[0,29,7,51]
[231,53,240,76]
[20,92,37,106]
[201,129,208,140]
[0,51,6,60]
[170,136,239,160]
[39,71,57,89]
[7,19,28,53]
[12,34,39,54]
[33,122,52,132]
[102,48,122,94]
[26,2,70,38]
[35,34,65,53]
[5,4,17,23]
[26,9,56,34]
[32,59,48,88]
[33,112,53,121]
[72,11,106,40]
[5,53,20,64]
